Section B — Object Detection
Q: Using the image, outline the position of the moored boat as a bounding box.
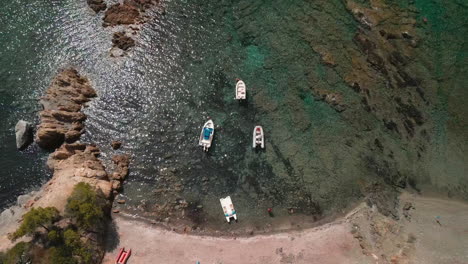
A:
[235,79,246,100]
[220,196,237,223]
[199,119,214,152]
[115,248,131,264]
[252,126,264,149]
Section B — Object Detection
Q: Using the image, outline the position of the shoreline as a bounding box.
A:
[103,192,468,264]
[102,191,468,263]
[0,68,129,262]
[110,197,364,239]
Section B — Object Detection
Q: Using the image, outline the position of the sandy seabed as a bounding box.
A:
[102,192,468,264]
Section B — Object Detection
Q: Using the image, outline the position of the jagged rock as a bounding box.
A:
[112,32,135,51]
[36,128,65,150]
[65,130,82,143]
[53,150,72,160]
[111,140,122,150]
[112,180,122,191]
[15,120,33,150]
[87,0,107,13]
[110,154,130,181]
[35,69,96,149]
[103,3,140,27]
[102,0,161,27]
[111,172,124,181]
[112,154,130,165]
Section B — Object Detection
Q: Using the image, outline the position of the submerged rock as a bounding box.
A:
[102,0,162,56]
[112,32,135,51]
[103,3,140,27]
[87,0,107,13]
[15,120,33,150]
[111,140,122,150]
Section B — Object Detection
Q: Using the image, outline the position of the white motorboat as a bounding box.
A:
[220,196,237,223]
[235,80,246,100]
[199,119,214,152]
[252,126,264,149]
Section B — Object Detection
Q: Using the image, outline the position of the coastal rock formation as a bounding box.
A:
[35,69,96,149]
[103,2,140,27]
[103,0,162,56]
[27,143,112,211]
[112,32,135,51]
[87,0,107,13]
[103,0,159,27]
[14,120,33,150]
[110,154,130,191]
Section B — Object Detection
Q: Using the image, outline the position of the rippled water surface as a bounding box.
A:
[1,0,467,231]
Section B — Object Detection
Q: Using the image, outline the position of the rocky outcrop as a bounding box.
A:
[103,2,140,27]
[112,32,135,51]
[15,120,33,150]
[87,0,107,13]
[26,143,112,211]
[35,69,96,149]
[103,0,159,27]
[111,140,122,150]
[103,0,162,56]
[31,69,130,209]
[1,69,133,262]
[109,154,130,192]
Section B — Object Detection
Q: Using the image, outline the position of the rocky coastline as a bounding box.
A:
[1,69,130,263]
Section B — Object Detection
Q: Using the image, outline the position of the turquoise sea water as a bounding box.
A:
[0,0,466,230]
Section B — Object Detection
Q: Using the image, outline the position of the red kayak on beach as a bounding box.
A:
[116,248,131,264]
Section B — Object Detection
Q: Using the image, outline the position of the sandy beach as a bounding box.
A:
[102,214,372,264]
[102,192,468,264]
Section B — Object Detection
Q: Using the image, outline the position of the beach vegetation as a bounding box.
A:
[9,207,60,241]
[43,228,94,264]
[66,182,105,230]
[0,242,32,264]
[5,183,105,263]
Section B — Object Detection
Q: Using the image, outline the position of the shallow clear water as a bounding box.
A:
[0,0,467,231]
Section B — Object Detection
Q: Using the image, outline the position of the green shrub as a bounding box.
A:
[10,207,60,240]
[63,229,81,248]
[47,246,76,264]
[66,183,104,229]
[0,242,31,264]
[47,229,62,245]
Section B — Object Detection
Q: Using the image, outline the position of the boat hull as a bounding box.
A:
[235,80,246,100]
[252,126,264,148]
[116,248,131,264]
[199,120,214,151]
[220,196,237,223]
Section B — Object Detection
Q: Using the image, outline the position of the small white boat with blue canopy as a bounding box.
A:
[220,196,237,223]
[235,79,246,100]
[199,119,214,152]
